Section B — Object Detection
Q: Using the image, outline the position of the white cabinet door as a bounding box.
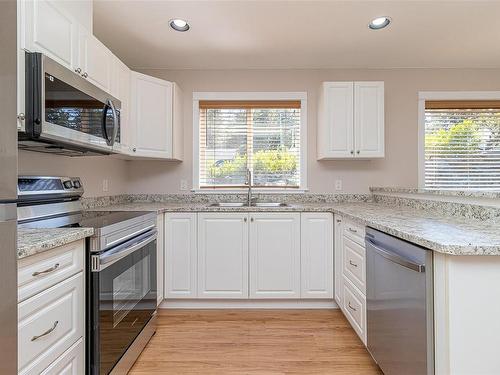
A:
[130,72,173,158]
[301,213,333,299]
[111,57,131,154]
[317,82,354,159]
[198,213,248,299]
[165,213,197,299]
[22,0,79,70]
[249,213,300,299]
[156,214,165,305]
[78,28,113,92]
[334,215,344,307]
[354,81,384,158]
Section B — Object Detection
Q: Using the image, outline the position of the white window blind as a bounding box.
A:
[424,101,500,190]
[199,100,301,189]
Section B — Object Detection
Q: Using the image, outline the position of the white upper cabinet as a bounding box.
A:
[300,213,333,299]
[197,213,249,299]
[110,57,131,153]
[21,0,79,70]
[78,27,113,92]
[354,82,385,158]
[129,72,183,160]
[317,81,384,159]
[317,82,354,159]
[249,213,301,299]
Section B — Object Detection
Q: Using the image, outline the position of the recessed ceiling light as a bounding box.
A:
[369,16,391,30]
[169,18,190,32]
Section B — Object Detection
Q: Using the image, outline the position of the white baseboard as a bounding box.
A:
[159,299,339,309]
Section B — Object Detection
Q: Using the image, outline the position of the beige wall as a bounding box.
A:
[18,151,129,197]
[125,68,500,194]
[18,68,500,196]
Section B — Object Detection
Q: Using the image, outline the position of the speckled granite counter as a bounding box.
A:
[92,201,500,256]
[18,227,94,259]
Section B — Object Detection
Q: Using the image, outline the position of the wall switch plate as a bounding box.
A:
[334,179,342,191]
[180,179,188,191]
[102,179,109,192]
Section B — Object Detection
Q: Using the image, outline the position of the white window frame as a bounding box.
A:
[418,91,500,189]
[193,92,308,193]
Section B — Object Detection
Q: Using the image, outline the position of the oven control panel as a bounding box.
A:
[18,176,84,197]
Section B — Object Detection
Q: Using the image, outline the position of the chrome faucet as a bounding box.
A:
[246,169,252,207]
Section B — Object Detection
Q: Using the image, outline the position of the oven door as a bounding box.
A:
[24,52,121,153]
[88,230,157,375]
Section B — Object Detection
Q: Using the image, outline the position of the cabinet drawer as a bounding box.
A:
[18,240,84,302]
[342,277,366,344]
[40,338,83,375]
[343,219,365,245]
[18,272,84,375]
[343,237,366,294]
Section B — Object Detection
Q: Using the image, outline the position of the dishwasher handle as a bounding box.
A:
[366,239,426,273]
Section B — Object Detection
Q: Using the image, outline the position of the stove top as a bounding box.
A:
[80,210,153,229]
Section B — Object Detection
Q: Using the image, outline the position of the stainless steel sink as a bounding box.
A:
[252,202,289,207]
[209,202,289,208]
[209,202,246,207]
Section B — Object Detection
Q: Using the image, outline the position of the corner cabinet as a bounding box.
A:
[317,81,384,160]
[129,72,183,160]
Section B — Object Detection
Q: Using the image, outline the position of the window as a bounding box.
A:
[195,93,306,190]
[424,100,500,190]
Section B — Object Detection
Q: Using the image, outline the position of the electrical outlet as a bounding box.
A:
[102,179,109,192]
[180,179,188,191]
[334,179,342,191]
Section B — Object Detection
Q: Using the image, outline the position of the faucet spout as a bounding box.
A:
[246,169,252,207]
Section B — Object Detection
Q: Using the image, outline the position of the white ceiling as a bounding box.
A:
[93,0,500,70]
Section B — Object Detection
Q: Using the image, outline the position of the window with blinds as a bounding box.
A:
[198,100,301,189]
[424,101,500,190]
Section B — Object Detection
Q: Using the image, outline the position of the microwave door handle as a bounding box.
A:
[366,239,426,273]
[108,99,118,147]
[96,231,157,271]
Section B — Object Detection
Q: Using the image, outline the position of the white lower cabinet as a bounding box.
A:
[18,272,84,375]
[156,213,165,305]
[334,215,367,345]
[164,213,197,298]
[249,213,300,299]
[300,213,333,298]
[164,212,334,301]
[39,338,84,375]
[197,213,249,298]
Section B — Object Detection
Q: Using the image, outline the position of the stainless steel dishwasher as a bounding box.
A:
[365,227,434,375]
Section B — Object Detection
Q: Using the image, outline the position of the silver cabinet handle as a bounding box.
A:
[357,150,360,154]
[349,260,358,267]
[348,302,357,311]
[350,150,354,155]
[82,72,88,78]
[17,113,25,121]
[31,321,59,341]
[250,217,254,222]
[348,227,357,233]
[32,263,60,276]
[132,148,137,152]
[244,217,247,222]
[75,67,82,74]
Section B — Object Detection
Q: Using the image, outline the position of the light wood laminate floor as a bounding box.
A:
[129,309,382,374]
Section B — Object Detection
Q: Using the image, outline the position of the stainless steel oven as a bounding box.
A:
[19,51,121,155]
[88,229,157,375]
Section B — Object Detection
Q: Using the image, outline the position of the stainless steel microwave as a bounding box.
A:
[19,52,121,156]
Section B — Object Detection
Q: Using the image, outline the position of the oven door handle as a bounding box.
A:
[94,230,157,272]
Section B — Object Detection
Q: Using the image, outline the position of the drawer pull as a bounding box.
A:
[31,320,59,341]
[349,260,358,267]
[32,263,60,276]
[348,302,357,311]
[348,228,358,233]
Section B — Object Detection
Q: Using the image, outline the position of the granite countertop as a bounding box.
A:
[92,201,500,256]
[18,227,94,260]
[370,186,500,200]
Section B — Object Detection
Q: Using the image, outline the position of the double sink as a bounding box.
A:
[209,202,290,208]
